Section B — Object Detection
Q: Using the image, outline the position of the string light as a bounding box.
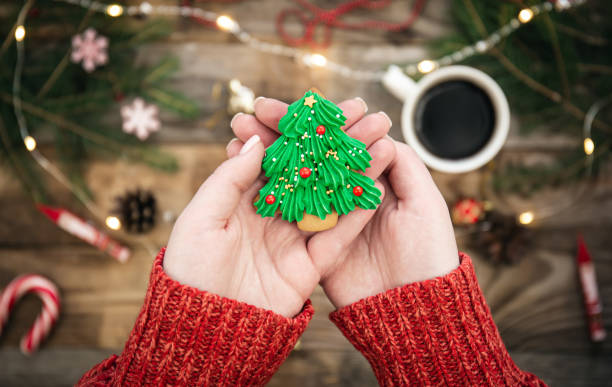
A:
[518,211,534,225]
[106,4,123,17]
[53,0,586,81]
[584,138,595,155]
[15,25,26,42]
[105,215,122,230]
[417,60,437,74]
[518,8,534,23]
[304,53,328,67]
[24,136,37,151]
[216,15,238,32]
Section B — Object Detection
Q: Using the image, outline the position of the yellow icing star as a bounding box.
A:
[304,95,317,108]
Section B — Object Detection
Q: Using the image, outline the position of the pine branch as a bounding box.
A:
[0,1,34,59]
[36,8,95,99]
[0,114,44,202]
[542,14,571,99]
[0,92,178,171]
[145,87,199,118]
[461,0,612,133]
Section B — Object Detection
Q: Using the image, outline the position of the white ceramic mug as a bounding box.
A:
[383,65,510,174]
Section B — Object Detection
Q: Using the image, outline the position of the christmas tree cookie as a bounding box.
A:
[254,90,381,231]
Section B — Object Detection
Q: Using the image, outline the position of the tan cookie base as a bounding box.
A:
[297,211,338,232]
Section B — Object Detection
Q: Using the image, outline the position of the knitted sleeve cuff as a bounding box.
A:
[110,248,314,386]
[329,253,544,387]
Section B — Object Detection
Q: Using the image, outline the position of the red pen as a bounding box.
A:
[576,234,606,342]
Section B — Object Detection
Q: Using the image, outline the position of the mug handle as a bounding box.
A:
[382,65,417,102]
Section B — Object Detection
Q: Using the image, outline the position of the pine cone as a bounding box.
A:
[113,189,157,233]
[472,212,530,264]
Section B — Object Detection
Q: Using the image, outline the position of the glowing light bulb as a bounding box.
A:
[15,25,26,42]
[417,60,437,74]
[105,216,122,230]
[584,137,594,155]
[518,211,534,225]
[518,8,534,23]
[309,53,327,67]
[24,136,36,151]
[216,15,238,32]
[106,4,123,17]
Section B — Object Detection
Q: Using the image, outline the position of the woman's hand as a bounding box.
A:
[163,133,316,318]
[164,96,394,317]
[312,140,460,309]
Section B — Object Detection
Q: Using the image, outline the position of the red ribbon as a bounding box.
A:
[277,0,427,48]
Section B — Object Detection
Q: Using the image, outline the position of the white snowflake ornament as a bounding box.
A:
[121,98,161,140]
[71,28,108,72]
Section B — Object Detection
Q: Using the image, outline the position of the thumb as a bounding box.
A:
[308,181,385,276]
[193,135,264,225]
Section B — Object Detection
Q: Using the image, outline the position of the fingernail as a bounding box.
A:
[254,96,265,108]
[240,135,260,155]
[354,97,368,113]
[226,137,239,151]
[230,112,243,128]
[378,111,392,128]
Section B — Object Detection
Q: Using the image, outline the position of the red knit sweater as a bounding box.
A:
[77,249,545,386]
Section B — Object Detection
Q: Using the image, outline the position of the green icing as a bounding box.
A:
[255,90,381,223]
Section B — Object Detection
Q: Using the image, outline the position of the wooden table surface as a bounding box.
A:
[1,1,611,386]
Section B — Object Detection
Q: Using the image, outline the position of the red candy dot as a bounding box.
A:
[299,167,311,178]
[353,186,363,196]
[265,195,276,204]
[316,125,326,135]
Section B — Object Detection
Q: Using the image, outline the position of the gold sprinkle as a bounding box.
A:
[346,184,350,188]
[314,168,318,171]
[295,167,298,171]
[275,185,279,188]
[290,189,294,192]
[313,187,317,191]
[294,113,297,117]
[282,192,285,196]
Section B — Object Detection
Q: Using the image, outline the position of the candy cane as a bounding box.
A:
[0,274,60,355]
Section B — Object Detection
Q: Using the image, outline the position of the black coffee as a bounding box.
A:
[414,80,495,160]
